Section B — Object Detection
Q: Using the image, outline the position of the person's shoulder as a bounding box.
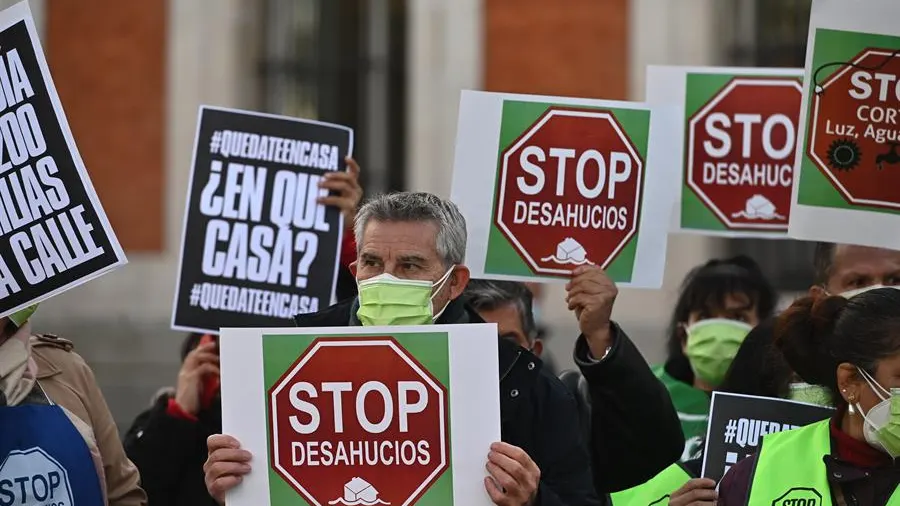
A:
[30,333,90,376]
[293,298,355,327]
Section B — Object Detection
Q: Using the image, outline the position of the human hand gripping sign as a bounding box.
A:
[317,156,363,229]
[484,442,541,505]
[668,478,717,506]
[565,265,618,359]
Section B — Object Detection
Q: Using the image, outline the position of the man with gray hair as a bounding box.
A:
[204,192,628,505]
[465,280,545,357]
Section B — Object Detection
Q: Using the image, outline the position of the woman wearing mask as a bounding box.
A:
[655,256,777,461]
[711,288,900,505]
[0,306,147,505]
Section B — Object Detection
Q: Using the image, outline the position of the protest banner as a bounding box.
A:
[647,66,803,238]
[701,392,833,483]
[219,324,500,506]
[0,2,126,319]
[789,0,900,249]
[172,106,352,334]
[450,90,678,288]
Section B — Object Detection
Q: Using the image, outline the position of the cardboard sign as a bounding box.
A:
[701,392,833,483]
[647,66,803,238]
[220,324,500,506]
[172,107,352,334]
[0,2,126,319]
[450,90,678,288]
[789,0,900,249]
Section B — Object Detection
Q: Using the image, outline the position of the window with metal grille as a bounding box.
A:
[718,0,818,291]
[259,0,407,196]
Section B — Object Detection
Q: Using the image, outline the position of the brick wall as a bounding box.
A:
[47,1,166,251]
[484,0,629,100]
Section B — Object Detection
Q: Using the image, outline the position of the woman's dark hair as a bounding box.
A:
[719,319,794,398]
[665,255,777,383]
[776,288,900,405]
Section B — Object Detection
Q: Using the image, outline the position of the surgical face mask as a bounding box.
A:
[788,382,834,407]
[356,267,455,327]
[8,304,38,328]
[856,367,900,458]
[838,284,900,299]
[683,318,752,388]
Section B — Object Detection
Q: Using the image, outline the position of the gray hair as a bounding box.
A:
[464,279,538,342]
[354,192,467,266]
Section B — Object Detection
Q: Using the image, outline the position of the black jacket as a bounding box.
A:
[573,329,685,492]
[294,296,602,506]
[123,392,222,506]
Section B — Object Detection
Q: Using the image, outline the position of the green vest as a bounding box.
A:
[747,419,900,505]
[652,365,710,460]
[609,462,693,506]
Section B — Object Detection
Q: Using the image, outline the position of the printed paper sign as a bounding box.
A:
[701,392,833,482]
[450,90,678,288]
[789,0,900,249]
[0,1,126,319]
[647,66,803,238]
[219,324,500,506]
[172,107,352,334]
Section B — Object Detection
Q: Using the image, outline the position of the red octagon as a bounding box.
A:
[496,107,643,276]
[687,77,802,230]
[808,48,900,209]
[269,338,448,506]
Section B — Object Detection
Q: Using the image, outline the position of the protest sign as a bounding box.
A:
[647,66,803,238]
[172,107,352,334]
[0,2,126,319]
[450,90,678,288]
[789,0,900,249]
[219,324,500,506]
[701,392,833,482]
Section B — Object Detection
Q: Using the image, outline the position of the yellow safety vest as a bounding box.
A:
[747,419,900,505]
[609,462,693,506]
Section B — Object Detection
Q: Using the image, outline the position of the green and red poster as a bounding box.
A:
[219,324,499,506]
[789,0,900,250]
[450,90,678,288]
[646,66,803,238]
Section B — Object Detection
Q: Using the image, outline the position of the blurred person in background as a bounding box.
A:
[810,242,900,297]
[656,256,777,461]
[124,158,363,506]
[465,280,545,357]
[0,307,147,506]
[714,288,900,505]
[523,282,558,375]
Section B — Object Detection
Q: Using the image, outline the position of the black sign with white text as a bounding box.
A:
[172,106,352,333]
[701,392,833,482]
[0,5,126,319]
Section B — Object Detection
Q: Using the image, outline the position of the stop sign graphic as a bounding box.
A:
[495,107,643,276]
[808,48,900,209]
[269,338,448,506]
[687,78,802,230]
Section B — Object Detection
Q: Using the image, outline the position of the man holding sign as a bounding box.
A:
[204,192,682,505]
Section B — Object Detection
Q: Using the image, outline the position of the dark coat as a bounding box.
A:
[573,327,686,493]
[123,393,222,506]
[294,296,602,506]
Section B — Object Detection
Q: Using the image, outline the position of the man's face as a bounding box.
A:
[820,245,900,295]
[353,219,470,315]
[476,302,542,356]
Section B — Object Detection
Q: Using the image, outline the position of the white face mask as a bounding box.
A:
[838,284,900,299]
[855,367,900,458]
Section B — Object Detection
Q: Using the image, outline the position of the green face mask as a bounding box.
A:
[8,304,39,328]
[788,382,834,407]
[356,268,454,327]
[683,318,752,388]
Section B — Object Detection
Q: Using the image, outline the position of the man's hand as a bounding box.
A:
[668,478,717,506]
[204,434,253,505]
[318,156,363,229]
[174,341,220,416]
[484,442,540,505]
[565,265,618,359]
